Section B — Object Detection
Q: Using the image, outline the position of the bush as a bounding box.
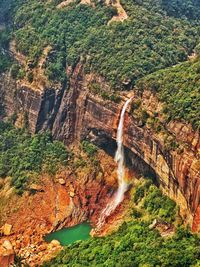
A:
[134,185,145,204]
[131,208,142,218]
[10,64,25,80]
[81,141,98,158]
[143,185,176,222]
[27,71,34,83]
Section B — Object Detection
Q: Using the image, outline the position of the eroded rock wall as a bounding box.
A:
[0,64,199,231]
[0,73,65,133]
[52,64,199,230]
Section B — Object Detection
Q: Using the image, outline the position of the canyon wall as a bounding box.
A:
[0,64,199,232]
[0,73,65,133]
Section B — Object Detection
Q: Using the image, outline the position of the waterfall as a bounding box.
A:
[96,97,133,230]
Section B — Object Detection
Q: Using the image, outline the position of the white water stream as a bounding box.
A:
[96,97,133,230]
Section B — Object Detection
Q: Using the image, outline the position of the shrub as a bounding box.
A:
[143,185,176,222]
[81,141,98,158]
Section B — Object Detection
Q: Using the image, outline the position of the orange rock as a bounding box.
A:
[58,178,66,185]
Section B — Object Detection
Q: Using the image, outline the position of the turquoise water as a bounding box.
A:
[44,222,91,246]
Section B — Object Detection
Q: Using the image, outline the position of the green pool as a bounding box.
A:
[44,222,92,246]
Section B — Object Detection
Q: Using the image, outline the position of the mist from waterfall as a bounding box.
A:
[96,97,133,230]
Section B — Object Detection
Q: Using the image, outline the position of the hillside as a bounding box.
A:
[0,0,199,266]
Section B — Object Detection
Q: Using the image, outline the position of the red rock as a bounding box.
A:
[0,254,14,267]
[192,206,200,233]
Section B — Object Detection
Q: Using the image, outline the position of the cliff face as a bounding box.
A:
[0,73,65,133]
[0,64,199,232]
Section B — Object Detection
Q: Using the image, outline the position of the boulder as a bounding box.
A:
[69,191,75,197]
[3,224,12,236]
[2,240,13,251]
[58,179,66,185]
[50,240,60,247]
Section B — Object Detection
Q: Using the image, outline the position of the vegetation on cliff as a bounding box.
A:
[0,121,68,194]
[137,57,200,129]
[0,0,198,127]
[0,29,11,74]
[10,0,199,87]
[0,120,102,195]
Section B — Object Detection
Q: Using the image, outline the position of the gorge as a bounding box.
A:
[1,62,199,232]
[0,60,200,265]
[0,0,199,266]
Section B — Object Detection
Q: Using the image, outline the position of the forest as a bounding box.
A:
[12,0,199,87]
[136,57,200,129]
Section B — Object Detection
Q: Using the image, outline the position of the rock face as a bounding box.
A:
[51,64,200,229]
[0,73,65,133]
[0,63,199,231]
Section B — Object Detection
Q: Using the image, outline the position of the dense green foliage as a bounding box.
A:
[143,186,176,222]
[0,121,68,194]
[0,0,16,74]
[43,224,199,267]
[13,1,114,82]
[10,63,25,80]
[43,180,199,267]
[0,27,12,116]
[162,0,200,21]
[129,0,200,21]
[81,141,98,158]
[133,180,176,222]
[137,57,200,129]
[11,0,199,87]
[0,52,10,74]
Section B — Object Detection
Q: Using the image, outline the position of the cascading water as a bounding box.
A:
[96,97,133,230]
